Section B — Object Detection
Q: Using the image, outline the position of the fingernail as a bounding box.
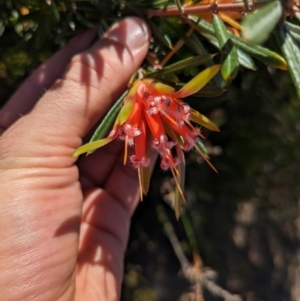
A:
[103,17,150,53]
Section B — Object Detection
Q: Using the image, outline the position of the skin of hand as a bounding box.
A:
[0,17,150,301]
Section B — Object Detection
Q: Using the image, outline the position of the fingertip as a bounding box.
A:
[91,17,151,57]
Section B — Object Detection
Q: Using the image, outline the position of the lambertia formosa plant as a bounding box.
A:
[72,65,220,218]
[69,0,300,217]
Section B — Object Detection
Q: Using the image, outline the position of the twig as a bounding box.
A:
[145,1,277,18]
[157,204,243,301]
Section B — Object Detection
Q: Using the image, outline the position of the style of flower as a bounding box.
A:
[73,65,220,217]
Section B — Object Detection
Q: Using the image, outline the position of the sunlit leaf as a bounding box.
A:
[286,21,300,45]
[72,137,113,157]
[153,80,175,93]
[284,21,300,35]
[190,109,220,131]
[237,49,257,70]
[275,26,300,99]
[175,65,220,98]
[242,1,282,44]
[218,12,242,31]
[87,90,127,153]
[140,129,153,195]
[188,16,288,70]
[115,99,135,125]
[212,14,239,81]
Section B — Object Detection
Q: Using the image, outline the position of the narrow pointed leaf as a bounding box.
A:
[286,21,300,35]
[196,140,208,156]
[237,49,257,70]
[242,1,282,44]
[149,19,173,49]
[275,26,300,99]
[175,65,220,98]
[146,54,215,77]
[190,109,220,131]
[218,12,242,31]
[191,21,256,71]
[289,30,300,46]
[188,16,288,70]
[212,14,239,81]
[140,127,152,195]
[88,90,127,154]
[186,31,207,55]
[141,165,151,195]
[286,21,300,45]
[115,99,135,125]
[72,138,113,157]
[153,81,175,93]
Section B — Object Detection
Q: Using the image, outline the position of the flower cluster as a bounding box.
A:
[73,65,220,214]
[107,79,214,173]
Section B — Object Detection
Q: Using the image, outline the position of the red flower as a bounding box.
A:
[73,65,220,217]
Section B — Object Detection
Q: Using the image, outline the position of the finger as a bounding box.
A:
[78,140,124,189]
[75,153,157,300]
[11,17,150,161]
[75,188,130,301]
[0,28,97,129]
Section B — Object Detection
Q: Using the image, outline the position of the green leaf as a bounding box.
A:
[175,65,220,98]
[148,19,173,49]
[116,99,135,125]
[174,0,184,14]
[87,90,127,153]
[212,14,239,81]
[242,1,282,45]
[72,137,113,157]
[188,16,288,70]
[190,109,220,131]
[196,140,208,156]
[286,21,300,45]
[237,49,257,71]
[186,31,208,55]
[146,54,215,77]
[286,21,300,35]
[275,25,300,99]
[140,129,153,195]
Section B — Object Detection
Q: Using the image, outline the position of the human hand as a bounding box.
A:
[0,18,150,301]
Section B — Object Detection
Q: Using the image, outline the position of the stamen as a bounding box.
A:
[123,124,142,137]
[153,135,176,154]
[130,155,151,168]
[138,167,143,201]
[146,107,159,115]
[160,156,181,170]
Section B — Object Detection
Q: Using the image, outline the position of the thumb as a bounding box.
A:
[4,17,150,159]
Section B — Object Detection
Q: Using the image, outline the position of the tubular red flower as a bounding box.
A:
[73,69,220,204]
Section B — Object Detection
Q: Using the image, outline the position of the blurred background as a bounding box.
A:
[1,1,300,300]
